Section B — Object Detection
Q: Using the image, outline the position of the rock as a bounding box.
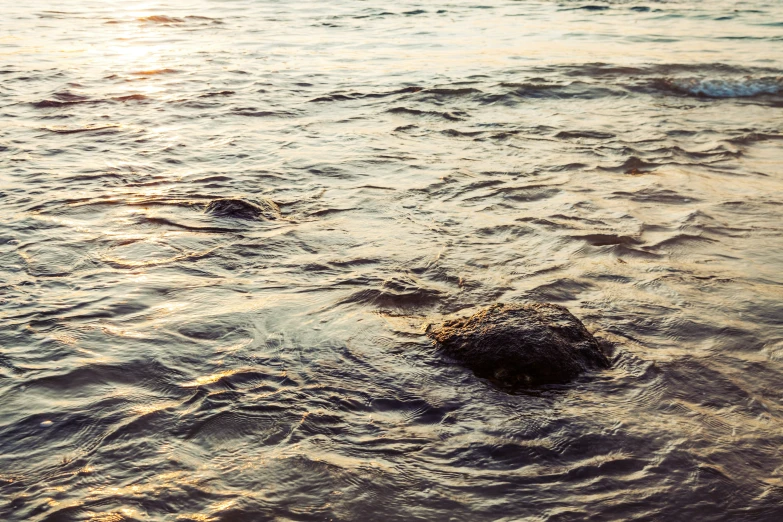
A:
[204,197,280,220]
[427,303,610,388]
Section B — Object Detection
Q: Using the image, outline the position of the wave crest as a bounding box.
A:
[661,76,782,98]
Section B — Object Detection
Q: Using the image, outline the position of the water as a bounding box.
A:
[1,1,782,520]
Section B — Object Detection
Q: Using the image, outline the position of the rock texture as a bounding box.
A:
[204,197,280,220]
[428,303,610,388]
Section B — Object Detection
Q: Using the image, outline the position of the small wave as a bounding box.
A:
[113,94,148,102]
[441,128,484,138]
[31,90,95,108]
[204,197,281,220]
[573,234,641,247]
[137,15,184,24]
[52,90,89,102]
[199,90,235,98]
[560,5,610,11]
[31,99,84,108]
[599,156,658,174]
[111,15,222,25]
[659,77,782,98]
[556,130,615,140]
[184,15,223,24]
[422,87,482,97]
[231,107,297,118]
[42,124,120,135]
[130,68,178,76]
[309,86,422,103]
[387,107,466,121]
[726,132,783,145]
[489,81,621,102]
[611,187,698,204]
[335,275,445,309]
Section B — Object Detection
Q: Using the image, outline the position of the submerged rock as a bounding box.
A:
[427,303,610,388]
[204,197,280,220]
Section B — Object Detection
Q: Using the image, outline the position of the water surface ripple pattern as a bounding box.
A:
[1,1,783,520]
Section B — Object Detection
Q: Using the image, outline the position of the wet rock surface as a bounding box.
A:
[204,197,280,220]
[428,303,610,388]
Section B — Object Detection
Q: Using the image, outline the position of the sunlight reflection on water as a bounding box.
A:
[0,0,782,520]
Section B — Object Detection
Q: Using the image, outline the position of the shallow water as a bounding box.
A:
[1,1,782,520]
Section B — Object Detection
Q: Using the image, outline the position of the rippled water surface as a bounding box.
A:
[2,1,783,520]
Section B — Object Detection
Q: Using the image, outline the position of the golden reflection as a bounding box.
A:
[87,511,130,522]
[51,332,78,346]
[131,401,179,416]
[176,515,217,522]
[85,5,179,101]
[100,324,147,339]
[183,369,239,388]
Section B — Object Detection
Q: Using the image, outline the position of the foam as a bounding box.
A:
[668,76,782,98]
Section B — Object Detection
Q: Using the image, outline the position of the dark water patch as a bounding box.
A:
[561,5,611,12]
[31,99,98,109]
[199,90,235,98]
[556,130,615,140]
[440,128,485,138]
[475,224,534,239]
[662,144,742,162]
[353,11,396,19]
[387,107,467,121]
[310,86,423,103]
[419,87,483,99]
[20,358,184,397]
[483,185,563,203]
[204,197,281,220]
[231,107,297,117]
[644,233,718,251]
[491,81,623,101]
[726,132,783,145]
[543,62,782,83]
[528,279,596,301]
[600,156,658,174]
[112,94,148,102]
[574,234,641,247]
[487,130,522,140]
[611,187,698,204]
[336,275,445,310]
[393,124,419,132]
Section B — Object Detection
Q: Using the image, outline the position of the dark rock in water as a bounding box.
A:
[427,303,610,388]
[204,197,280,220]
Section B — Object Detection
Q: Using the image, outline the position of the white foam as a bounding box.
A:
[670,77,782,98]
